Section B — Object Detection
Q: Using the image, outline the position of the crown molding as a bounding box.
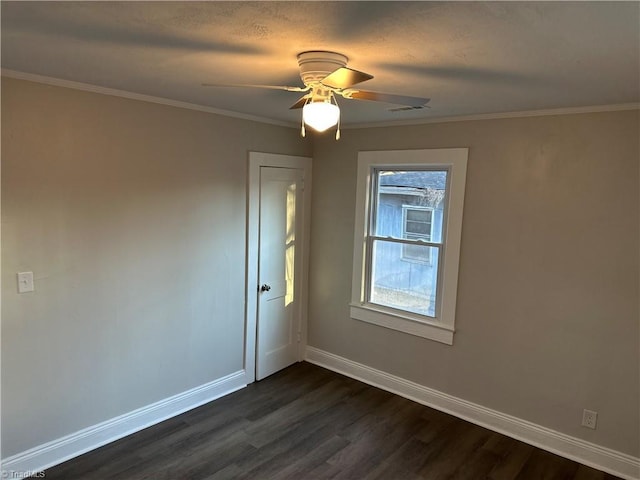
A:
[1,69,297,128]
[345,103,640,129]
[3,69,638,130]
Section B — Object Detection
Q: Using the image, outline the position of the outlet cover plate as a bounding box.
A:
[582,409,598,429]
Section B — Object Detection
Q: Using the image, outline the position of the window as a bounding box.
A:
[350,149,468,344]
[402,206,434,263]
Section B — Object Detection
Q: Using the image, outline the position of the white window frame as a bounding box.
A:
[401,205,435,264]
[350,149,468,345]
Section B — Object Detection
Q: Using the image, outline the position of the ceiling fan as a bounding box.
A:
[203,51,430,139]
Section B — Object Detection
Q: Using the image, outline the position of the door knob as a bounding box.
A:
[260,284,271,292]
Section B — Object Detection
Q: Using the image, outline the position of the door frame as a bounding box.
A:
[245,152,312,383]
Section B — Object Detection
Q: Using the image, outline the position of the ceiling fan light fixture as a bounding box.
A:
[302,101,340,132]
[203,50,430,138]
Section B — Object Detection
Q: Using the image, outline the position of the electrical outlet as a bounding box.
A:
[582,409,598,429]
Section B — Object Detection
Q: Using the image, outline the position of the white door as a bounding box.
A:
[246,152,311,383]
[256,166,305,380]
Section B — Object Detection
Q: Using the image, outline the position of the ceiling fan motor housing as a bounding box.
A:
[297,51,348,86]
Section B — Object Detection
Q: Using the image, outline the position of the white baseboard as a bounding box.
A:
[1,370,246,475]
[305,346,640,480]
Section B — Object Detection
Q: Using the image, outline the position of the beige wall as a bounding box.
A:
[3,76,638,461]
[1,77,310,457]
[308,110,639,456]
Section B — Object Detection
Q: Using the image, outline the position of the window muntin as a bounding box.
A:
[366,169,447,319]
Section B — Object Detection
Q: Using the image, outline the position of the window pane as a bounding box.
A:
[374,170,447,243]
[370,239,439,318]
[406,209,430,222]
[406,220,431,235]
[403,241,431,262]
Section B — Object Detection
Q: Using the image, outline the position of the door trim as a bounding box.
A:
[245,152,312,383]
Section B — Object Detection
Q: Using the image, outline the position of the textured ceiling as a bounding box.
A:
[2,1,639,127]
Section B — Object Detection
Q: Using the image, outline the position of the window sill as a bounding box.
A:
[349,303,454,345]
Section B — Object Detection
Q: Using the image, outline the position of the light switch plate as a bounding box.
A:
[17,272,34,293]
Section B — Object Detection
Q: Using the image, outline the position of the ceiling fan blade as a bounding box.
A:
[289,96,308,110]
[201,83,308,92]
[348,90,430,107]
[321,67,374,89]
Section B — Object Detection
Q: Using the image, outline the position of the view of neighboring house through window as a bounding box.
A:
[370,170,446,318]
[351,149,468,345]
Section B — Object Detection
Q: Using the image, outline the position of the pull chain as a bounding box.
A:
[300,97,309,137]
[333,92,341,140]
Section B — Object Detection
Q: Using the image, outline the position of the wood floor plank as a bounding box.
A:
[449,433,505,479]
[244,378,361,449]
[488,440,536,480]
[226,396,369,479]
[264,435,350,480]
[572,464,607,480]
[40,362,623,480]
[418,422,493,479]
[327,401,430,479]
[365,437,433,479]
[515,449,580,480]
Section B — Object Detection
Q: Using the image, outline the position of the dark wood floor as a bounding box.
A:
[42,362,621,480]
